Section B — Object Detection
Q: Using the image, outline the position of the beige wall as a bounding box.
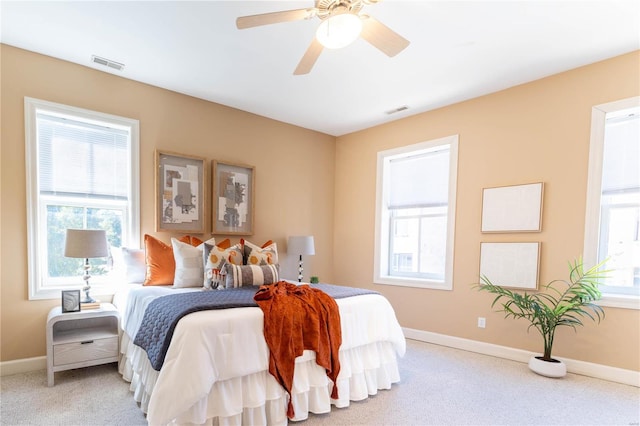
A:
[2,44,639,372]
[333,51,640,371]
[0,45,336,361]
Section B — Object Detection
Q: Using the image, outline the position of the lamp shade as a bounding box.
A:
[64,229,109,258]
[316,13,362,49]
[288,236,315,256]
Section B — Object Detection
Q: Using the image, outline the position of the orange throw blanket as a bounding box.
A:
[254,280,342,419]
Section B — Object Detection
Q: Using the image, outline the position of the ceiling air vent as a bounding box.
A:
[385,105,409,115]
[91,55,125,71]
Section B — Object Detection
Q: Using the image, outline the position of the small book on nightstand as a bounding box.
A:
[81,301,101,310]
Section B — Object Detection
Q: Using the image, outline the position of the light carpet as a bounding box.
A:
[1,339,638,425]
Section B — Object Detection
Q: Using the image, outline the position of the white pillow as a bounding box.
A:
[111,246,146,284]
[121,247,146,283]
[171,238,205,288]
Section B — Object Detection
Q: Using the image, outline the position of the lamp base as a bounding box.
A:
[81,259,96,303]
[298,255,304,282]
[81,286,95,304]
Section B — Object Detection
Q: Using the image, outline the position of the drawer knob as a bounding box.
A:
[80,340,94,344]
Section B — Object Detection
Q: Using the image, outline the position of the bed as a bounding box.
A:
[113,282,406,426]
[110,235,406,425]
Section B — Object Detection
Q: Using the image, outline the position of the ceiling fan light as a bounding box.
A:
[316,13,362,49]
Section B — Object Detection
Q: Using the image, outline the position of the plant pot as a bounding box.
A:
[528,355,567,378]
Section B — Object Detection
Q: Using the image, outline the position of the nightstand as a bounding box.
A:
[46,303,120,386]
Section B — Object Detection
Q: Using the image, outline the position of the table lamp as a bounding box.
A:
[288,235,315,282]
[64,229,108,303]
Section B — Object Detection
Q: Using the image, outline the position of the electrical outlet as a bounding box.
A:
[477,317,486,328]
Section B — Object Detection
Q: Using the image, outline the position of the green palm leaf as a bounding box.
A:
[474,258,608,361]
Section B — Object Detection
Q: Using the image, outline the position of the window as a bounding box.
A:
[584,97,639,309]
[25,98,140,300]
[374,135,458,289]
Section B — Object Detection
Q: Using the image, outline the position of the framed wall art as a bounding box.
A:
[481,182,544,233]
[212,160,254,235]
[155,150,206,233]
[61,290,81,313]
[479,242,541,290]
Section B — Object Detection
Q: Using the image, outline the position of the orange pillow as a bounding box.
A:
[181,235,203,246]
[143,234,201,286]
[216,238,231,250]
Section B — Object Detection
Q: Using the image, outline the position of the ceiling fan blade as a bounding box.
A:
[360,15,410,57]
[236,8,315,29]
[294,38,324,75]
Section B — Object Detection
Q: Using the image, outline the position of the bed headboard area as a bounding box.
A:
[112,235,280,290]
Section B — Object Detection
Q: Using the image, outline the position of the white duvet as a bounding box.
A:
[115,284,406,426]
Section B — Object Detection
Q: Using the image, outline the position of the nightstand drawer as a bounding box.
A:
[53,336,118,366]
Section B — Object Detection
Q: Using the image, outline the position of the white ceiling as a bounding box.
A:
[2,1,639,136]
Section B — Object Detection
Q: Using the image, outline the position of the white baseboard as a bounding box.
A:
[3,331,638,388]
[403,327,640,388]
[0,356,46,377]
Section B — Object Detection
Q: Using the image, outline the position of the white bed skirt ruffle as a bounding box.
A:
[119,332,401,425]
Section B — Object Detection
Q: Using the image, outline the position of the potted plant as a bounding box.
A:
[475,258,607,378]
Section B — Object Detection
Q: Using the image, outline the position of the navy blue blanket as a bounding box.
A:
[134,283,378,371]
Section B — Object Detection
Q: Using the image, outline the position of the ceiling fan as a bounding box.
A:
[236,0,410,75]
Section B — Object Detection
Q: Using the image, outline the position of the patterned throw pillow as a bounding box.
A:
[172,238,206,288]
[242,239,279,266]
[143,234,202,286]
[203,240,243,289]
[224,263,279,288]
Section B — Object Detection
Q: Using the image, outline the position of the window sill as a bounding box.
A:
[597,294,640,310]
[29,283,118,301]
[374,276,452,290]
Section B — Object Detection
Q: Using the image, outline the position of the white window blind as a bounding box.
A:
[388,148,450,209]
[37,113,129,199]
[602,113,639,194]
